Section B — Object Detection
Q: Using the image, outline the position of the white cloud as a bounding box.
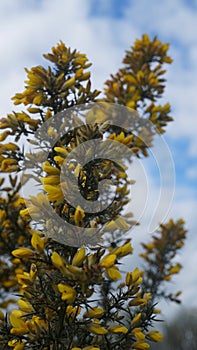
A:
[187,165,197,179]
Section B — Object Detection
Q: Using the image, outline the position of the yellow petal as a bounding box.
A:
[42,161,60,175]
[113,242,133,257]
[132,313,142,326]
[109,325,128,334]
[54,155,65,166]
[31,233,45,252]
[10,311,26,329]
[83,307,104,319]
[132,328,145,341]
[51,252,65,269]
[54,146,68,157]
[105,267,122,281]
[18,299,34,313]
[72,247,86,266]
[168,263,182,275]
[61,77,75,90]
[8,340,25,349]
[12,248,34,258]
[0,131,10,142]
[147,331,163,342]
[58,283,76,303]
[14,342,25,349]
[33,94,43,105]
[129,298,147,307]
[100,254,116,268]
[40,175,60,185]
[1,158,18,171]
[89,323,108,335]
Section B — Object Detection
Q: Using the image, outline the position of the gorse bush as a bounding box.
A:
[0,34,187,349]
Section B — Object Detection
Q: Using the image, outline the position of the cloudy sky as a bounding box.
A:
[0,0,197,320]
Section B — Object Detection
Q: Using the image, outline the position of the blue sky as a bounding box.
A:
[0,0,197,319]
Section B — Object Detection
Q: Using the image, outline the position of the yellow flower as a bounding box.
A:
[153,308,161,314]
[33,94,43,105]
[54,155,65,166]
[3,142,19,151]
[16,272,32,287]
[51,251,65,269]
[12,248,34,258]
[129,298,147,307]
[100,254,116,268]
[31,233,45,252]
[58,283,76,303]
[105,266,122,281]
[164,275,171,281]
[143,293,152,301]
[168,263,182,275]
[18,299,34,313]
[72,247,86,266]
[0,130,10,142]
[54,146,68,157]
[40,175,60,185]
[132,328,145,341]
[78,71,91,81]
[89,322,108,335]
[83,307,104,319]
[20,206,41,220]
[61,77,75,91]
[8,340,25,349]
[109,325,128,334]
[113,242,133,257]
[132,313,142,327]
[10,310,28,336]
[43,184,64,204]
[147,330,163,342]
[42,161,60,175]
[132,268,143,283]
[1,158,18,172]
[126,268,143,286]
[146,243,155,250]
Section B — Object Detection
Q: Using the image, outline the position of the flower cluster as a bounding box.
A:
[0,176,32,308]
[104,34,173,156]
[140,219,187,303]
[0,235,163,349]
[0,35,187,349]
